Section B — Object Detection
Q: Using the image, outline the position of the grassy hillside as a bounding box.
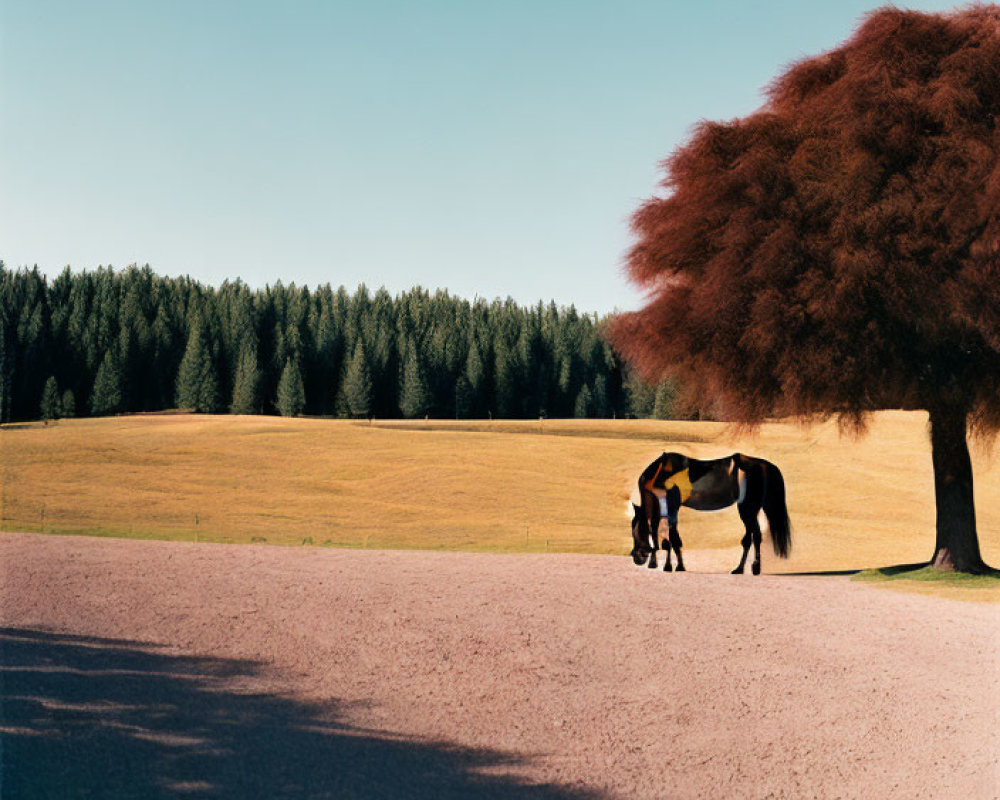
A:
[3,413,999,579]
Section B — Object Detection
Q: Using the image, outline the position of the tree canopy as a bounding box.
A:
[611,6,1000,571]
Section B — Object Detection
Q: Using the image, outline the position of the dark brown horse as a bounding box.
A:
[630,452,791,574]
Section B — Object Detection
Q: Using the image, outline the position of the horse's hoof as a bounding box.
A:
[752,563,761,575]
[675,563,686,572]
[647,561,657,569]
[663,562,673,572]
[731,567,743,575]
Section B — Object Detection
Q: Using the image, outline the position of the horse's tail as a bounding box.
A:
[762,461,792,558]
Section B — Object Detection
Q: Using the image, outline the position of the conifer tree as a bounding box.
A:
[574,384,592,418]
[0,289,12,424]
[557,357,573,412]
[276,357,305,417]
[314,296,343,415]
[454,375,473,419]
[90,348,123,416]
[464,340,484,417]
[61,389,75,418]
[230,342,261,414]
[150,307,176,410]
[493,337,519,418]
[175,317,219,412]
[17,296,47,421]
[591,374,609,418]
[624,370,655,418]
[40,375,60,420]
[465,339,484,391]
[653,380,677,420]
[343,341,372,418]
[399,341,428,418]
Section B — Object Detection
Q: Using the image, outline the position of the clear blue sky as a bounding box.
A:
[0,0,960,314]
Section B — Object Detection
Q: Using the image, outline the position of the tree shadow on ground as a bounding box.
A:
[785,561,1000,578]
[0,628,599,800]
[783,561,935,577]
[865,561,933,577]
[780,568,864,576]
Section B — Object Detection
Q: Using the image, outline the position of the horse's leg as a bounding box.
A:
[669,525,685,571]
[735,500,764,575]
[732,462,767,575]
[644,492,660,569]
[660,517,672,572]
[648,518,660,569]
[746,466,766,575]
[732,528,751,574]
[751,514,763,575]
[732,499,755,574]
[664,486,681,572]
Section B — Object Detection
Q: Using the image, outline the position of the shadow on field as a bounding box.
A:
[864,561,930,576]
[781,568,863,576]
[1,628,597,800]
[783,562,933,577]
[787,561,1000,578]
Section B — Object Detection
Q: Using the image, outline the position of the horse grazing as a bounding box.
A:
[630,452,791,575]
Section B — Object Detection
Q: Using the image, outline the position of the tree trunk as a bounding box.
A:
[928,404,987,573]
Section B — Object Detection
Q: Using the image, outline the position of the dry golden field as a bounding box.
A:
[2,412,999,584]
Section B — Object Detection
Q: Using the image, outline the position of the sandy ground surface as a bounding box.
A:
[2,532,998,800]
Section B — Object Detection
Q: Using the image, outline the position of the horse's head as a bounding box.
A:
[630,503,652,565]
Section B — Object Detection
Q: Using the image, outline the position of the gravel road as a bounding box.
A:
[1,532,997,799]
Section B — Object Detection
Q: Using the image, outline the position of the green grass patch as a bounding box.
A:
[852,563,1000,601]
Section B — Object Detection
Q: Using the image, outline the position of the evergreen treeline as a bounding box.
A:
[0,264,677,423]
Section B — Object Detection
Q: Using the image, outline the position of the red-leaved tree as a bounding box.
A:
[611,6,1000,573]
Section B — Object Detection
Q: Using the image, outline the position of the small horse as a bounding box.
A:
[630,452,791,575]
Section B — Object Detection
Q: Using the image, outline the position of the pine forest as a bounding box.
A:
[1,264,677,423]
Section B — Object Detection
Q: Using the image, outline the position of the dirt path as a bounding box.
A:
[2,532,997,799]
